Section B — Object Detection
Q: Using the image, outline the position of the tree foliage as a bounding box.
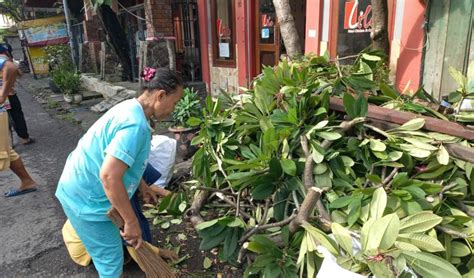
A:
[0,0,24,23]
[182,52,474,277]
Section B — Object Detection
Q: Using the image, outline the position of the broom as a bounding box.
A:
[107,208,177,278]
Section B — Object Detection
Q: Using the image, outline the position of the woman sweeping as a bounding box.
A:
[56,68,183,278]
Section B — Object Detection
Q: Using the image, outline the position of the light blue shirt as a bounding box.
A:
[56,99,152,222]
[0,56,10,113]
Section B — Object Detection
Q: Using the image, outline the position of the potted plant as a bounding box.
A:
[51,68,83,104]
[169,87,202,159]
[43,45,74,94]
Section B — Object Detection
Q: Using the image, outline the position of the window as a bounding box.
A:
[211,0,236,67]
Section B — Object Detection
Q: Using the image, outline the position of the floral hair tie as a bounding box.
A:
[141,67,156,82]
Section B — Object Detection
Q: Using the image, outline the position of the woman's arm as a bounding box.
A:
[100,154,142,248]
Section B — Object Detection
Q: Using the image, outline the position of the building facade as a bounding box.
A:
[197,0,427,95]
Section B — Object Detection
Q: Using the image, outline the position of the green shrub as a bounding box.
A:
[171,87,201,128]
[51,68,81,95]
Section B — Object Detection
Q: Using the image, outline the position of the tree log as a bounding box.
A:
[329,97,474,140]
[187,191,209,227]
[370,0,390,57]
[272,0,302,59]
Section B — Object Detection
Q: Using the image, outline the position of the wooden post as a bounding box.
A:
[166,38,176,71]
[100,42,105,80]
[78,43,83,72]
[138,41,145,87]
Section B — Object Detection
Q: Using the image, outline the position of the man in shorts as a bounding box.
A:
[0,47,37,197]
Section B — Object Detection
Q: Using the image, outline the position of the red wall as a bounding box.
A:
[304,0,323,55]
[197,0,210,88]
[304,0,427,92]
[395,1,426,92]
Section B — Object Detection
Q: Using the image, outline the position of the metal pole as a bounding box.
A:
[62,0,77,69]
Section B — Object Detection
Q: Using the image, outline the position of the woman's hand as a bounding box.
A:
[138,179,158,204]
[120,219,143,249]
[140,186,159,204]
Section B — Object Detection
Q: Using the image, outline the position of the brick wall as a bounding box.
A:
[145,0,174,38]
[83,16,102,73]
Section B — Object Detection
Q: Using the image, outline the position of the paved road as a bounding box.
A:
[0,77,141,277]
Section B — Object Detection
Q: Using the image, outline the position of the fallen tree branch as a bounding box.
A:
[236,190,241,217]
[216,192,253,220]
[445,143,474,164]
[435,226,468,239]
[289,187,324,234]
[301,136,314,190]
[383,168,399,185]
[321,117,366,149]
[193,186,235,196]
[239,211,297,244]
[316,200,331,231]
[456,201,474,218]
[187,191,209,227]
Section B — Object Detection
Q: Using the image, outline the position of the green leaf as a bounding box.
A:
[311,146,324,163]
[280,158,297,176]
[178,201,187,212]
[343,92,357,118]
[314,163,328,175]
[161,221,170,229]
[251,183,275,200]
[347,195,362,226]
[362,53,382,62]
[186,117,202,127]
[318,131,342,140]
[379,83,399,99]
[369,187,387,220]
[451,241,471,257]
[395,118,425,131]
[369,139,387,152]
[365,213,400,253]
[314,120,329,130]
[329,196,353,209]
[403,251,461,278]
[397,233,445,252]
[361,218,375,252]
[394,241,421,252]
[302,221,339,256]
[199,227,229,250]
[196,219,219,230]
[223,228,240,260]
[449,91,462,103]
[331,223,354,256]
[399,211,442,234]
[437,145,450,165]
[355,93,368,117]
[449,66,467,91]
[402,138,437,151]
[203,256,213,269]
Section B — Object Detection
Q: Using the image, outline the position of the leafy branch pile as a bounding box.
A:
[185,54,474,277]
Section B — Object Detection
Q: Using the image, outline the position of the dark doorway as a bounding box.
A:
[254,0,306,74]
[172,0,202,82]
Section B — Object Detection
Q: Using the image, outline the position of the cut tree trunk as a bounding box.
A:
[272,0,302,59]
[329,97,474,140]
[370,0,390,57]
[97,5,133,81]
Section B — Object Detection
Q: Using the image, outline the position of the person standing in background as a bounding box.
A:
[0,44,38,197]
[0,44,34,145]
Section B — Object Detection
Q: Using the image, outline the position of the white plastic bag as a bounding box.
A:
[316,246,367,278]
[148,135,177,187]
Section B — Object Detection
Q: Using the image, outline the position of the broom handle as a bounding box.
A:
[107,207,125,229]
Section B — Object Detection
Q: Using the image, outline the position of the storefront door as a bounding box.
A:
[255,0,280,74]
